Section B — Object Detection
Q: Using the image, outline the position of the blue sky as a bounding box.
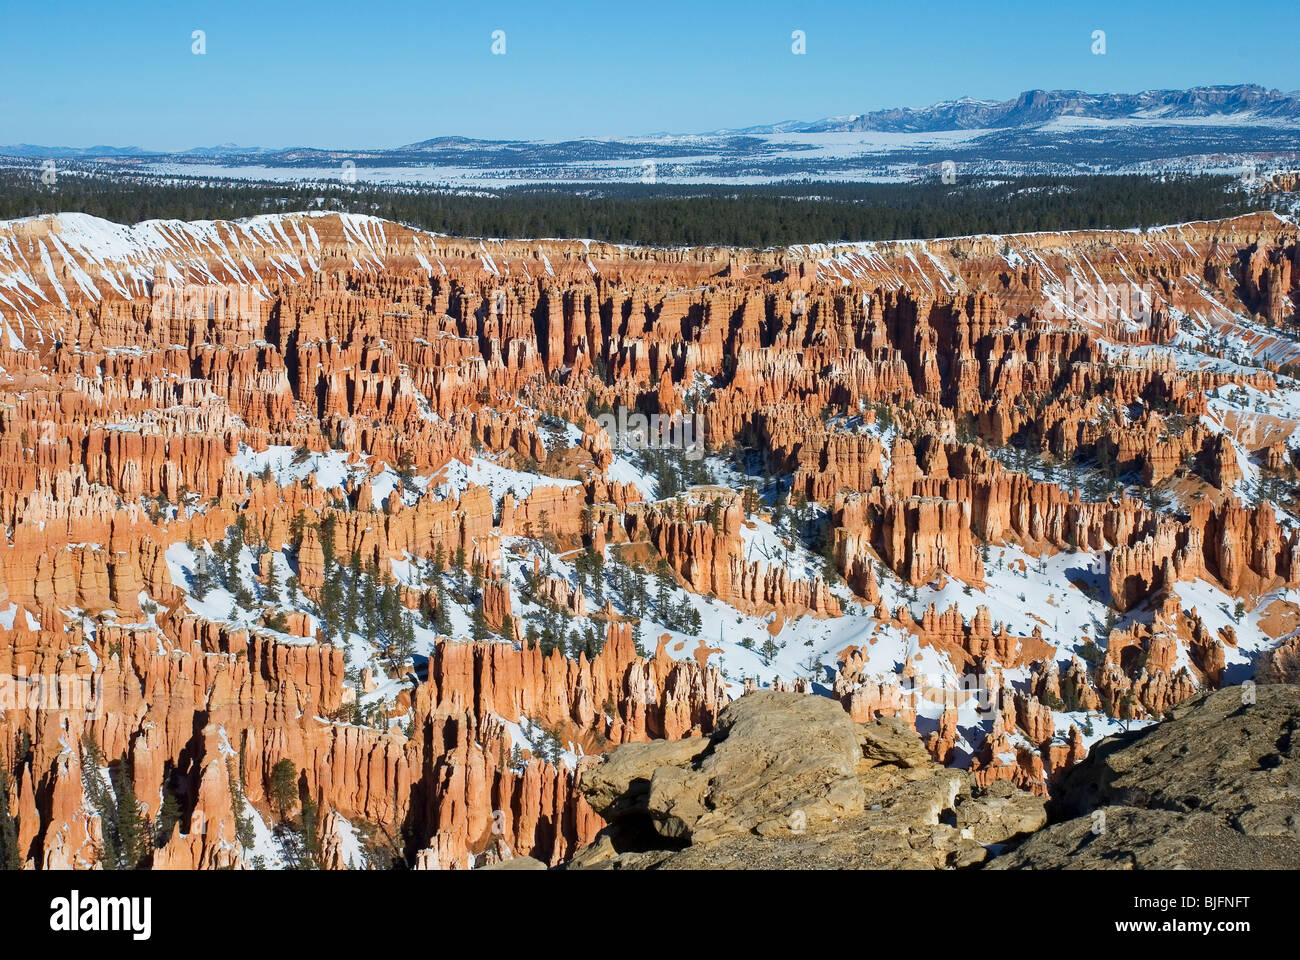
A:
[1,0,1295,150]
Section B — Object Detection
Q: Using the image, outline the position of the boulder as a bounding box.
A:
[571,691,1043,869]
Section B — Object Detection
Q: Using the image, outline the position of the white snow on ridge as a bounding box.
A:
[433,456,580,507]
[0,210,362,334]
[2,207,1291,346]
[232,444,353,491]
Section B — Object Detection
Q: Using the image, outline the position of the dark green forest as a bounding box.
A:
[0,168,1277,247]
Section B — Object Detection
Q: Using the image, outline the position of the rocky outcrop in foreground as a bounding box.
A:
[561,692,1047,869]
[483,685,1300,870]
[990,684,1300,869]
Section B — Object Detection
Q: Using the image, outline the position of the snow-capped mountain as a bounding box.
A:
[4,85,1299,187]
[729,85,1300,134]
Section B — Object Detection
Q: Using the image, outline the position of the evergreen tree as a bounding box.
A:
[632,617,647,657]
[318,515,337,574]
[432,583,453,635]
[654,560,674,618]
[269,758,298,824]
[81,738,121,868]
[0,170,1266,250]
[154,776,183,847]
[113,764,150,869]
[224,529,244,590]
[79,739,150,869]
[263,550,280,605]
[296,797,324,870]
[521,557,538,600]
[0,768,19,870]
[771,497,787,534]
[471,601,490,641]
[189,549,213,600]
[320,567,345,641]
[344,550,362,637]
[362,559,381,647]
[228,761,255,853]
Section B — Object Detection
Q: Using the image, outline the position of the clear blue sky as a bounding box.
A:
[1,0,1295,150]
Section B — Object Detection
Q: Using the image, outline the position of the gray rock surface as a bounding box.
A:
[477,855,548,871]
[570,691,1044,869]
[553,684,1300,869]
[988,807,1300,869]
[991,684,1300,869]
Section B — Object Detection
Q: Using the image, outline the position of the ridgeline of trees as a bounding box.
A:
[0,168,1274,248]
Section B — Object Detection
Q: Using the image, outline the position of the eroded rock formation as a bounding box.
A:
[2,209,1299,870]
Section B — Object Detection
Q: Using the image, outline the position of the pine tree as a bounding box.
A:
[224,531,243,590]
[189,549,212,600]
[582,625,602,659]
[522,557,538,600]
[269,758,298,824]
[318,515,337,574]
[432,583,452,635]
[396,449,417,488]
[709,497,724,535]
[79,740,151,870]
[297,797,324,870]
[654,560,674,618]
[320,567,345,641]
[0,768,19,870]
[154,777,183,847]
[113,763,150,869]
[471,601,490,641]
[362,562,381,647]
[263,549,281,605]
[386,590,414,668]
[344,550,362,637]
[580,547,605,602]
[79,738,121,868]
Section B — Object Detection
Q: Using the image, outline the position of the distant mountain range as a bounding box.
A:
[720,85,1300,134]
[5,85,1299,186]
[0,142,281,159]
